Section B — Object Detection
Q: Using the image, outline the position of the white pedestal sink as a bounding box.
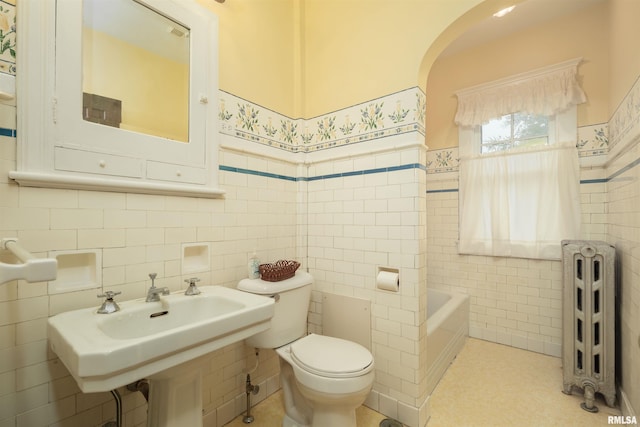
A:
[48,285,274,426]
[147,361,205,427]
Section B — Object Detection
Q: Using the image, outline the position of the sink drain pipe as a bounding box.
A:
[102,380,150,427]
[102,389,122,427]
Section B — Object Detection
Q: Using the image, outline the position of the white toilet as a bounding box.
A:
[238,271,375,427]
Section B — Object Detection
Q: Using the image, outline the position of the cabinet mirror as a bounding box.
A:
[82,0,189,142]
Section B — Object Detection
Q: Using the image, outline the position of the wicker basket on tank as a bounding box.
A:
[259,260,300,282]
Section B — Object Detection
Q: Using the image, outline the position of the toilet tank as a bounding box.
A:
[237,271,313,349]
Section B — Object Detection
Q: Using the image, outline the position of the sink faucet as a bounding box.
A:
[97,290,121,314]
[184,277,201,296]
[146,273,170,302]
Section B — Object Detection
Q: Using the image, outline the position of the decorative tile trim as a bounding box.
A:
[222,151,638,189]
[577,123,609,158]
[218,87,426,154]
[0,1,16,76]
[219,93,301,152]
[220,162,426,182]
[219,165,297,182]
[609,73,640,153]
[426,147,458,174]
[307,163,426,181]
[0,126,15,137]
[608,156,640,181]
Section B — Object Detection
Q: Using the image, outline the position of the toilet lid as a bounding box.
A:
[290,334,373,378]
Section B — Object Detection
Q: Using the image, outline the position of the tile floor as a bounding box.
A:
[225,338,622,426]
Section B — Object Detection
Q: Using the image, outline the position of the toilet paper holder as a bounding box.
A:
[376,266,399,292]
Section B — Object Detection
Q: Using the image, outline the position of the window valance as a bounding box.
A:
[454,58,586,127]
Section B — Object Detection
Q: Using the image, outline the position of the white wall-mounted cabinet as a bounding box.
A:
[11,0,224,198]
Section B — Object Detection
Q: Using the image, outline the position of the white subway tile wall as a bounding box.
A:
[0,128,297,425]
[426,157,609,358]
[606,138,640,417]
[306,143,428,414]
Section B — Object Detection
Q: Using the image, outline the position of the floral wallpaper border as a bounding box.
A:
[219,87,426,153]
[0,0,16,75]
[609,73,640,152]
[219,83,611,166]
[426,147,459,175]
[577,123,609,157]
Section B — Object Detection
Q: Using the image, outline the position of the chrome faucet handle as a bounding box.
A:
[97,291,121,314]
[184,277,201,296]
[98,290,121,299]
[148,272,158,288]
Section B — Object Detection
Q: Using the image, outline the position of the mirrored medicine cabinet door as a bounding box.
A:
[82,0,190,142]
[11,0,224,197]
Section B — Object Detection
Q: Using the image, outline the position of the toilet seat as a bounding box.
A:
[290,334,374,378]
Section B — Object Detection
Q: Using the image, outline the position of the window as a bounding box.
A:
[455,59,585,260]
[481,112,549,153]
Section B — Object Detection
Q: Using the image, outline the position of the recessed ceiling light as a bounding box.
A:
[493,5,516,18]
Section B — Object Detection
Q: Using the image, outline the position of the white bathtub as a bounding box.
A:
[426,288,469,396]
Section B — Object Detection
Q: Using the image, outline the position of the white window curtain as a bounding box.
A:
[455,59,586,260]
[458,142,581,260]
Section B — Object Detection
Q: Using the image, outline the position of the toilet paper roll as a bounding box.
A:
[376,271,399,292]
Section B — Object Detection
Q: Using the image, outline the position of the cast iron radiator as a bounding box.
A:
[561,240,616,412]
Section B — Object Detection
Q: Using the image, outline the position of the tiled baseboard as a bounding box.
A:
[620,388,638,419]
[365,389,430,427]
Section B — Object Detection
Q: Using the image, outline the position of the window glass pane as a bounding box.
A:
[481,112,548,153]
[513,112,548,140]
[482,115,511,142]
[481,114,511,153]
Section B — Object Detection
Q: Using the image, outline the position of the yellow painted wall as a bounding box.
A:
[608,0,640,112]
[301,0,491,118]
[426,1,610,150]
[197,0,534,120]
[198,0,300,118]
[82,28,189,141]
